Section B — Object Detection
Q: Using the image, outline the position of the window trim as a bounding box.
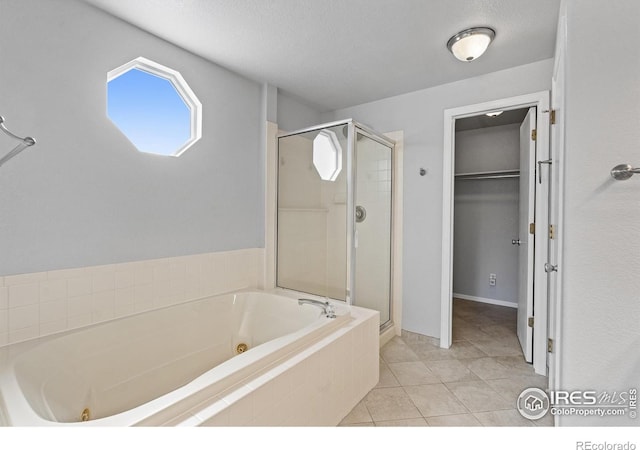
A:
[107,56,202,157]
[312,129,342,181]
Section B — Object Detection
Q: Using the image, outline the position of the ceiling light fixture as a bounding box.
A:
[447,27,496,62]
[485,111,503,117]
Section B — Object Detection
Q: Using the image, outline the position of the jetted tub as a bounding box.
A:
[0,289,378,426]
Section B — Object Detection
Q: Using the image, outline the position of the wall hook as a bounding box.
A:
[0,116,36,168]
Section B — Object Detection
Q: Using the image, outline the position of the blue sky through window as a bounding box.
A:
[107,68,191,156]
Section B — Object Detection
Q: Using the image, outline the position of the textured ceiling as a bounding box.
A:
[82,0,561,111]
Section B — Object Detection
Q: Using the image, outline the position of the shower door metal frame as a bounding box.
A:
[276,119,395,329]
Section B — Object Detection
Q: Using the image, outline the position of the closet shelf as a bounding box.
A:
[278,208,329,213]
[454,169,520,180]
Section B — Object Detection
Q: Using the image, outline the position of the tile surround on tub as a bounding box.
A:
[167,306,380,427]
[0,248,264,347]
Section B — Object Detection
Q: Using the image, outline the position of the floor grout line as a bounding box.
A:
[342,299,549,427]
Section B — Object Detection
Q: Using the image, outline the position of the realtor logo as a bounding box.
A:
[525,395,545,411]
[517,387,550,420]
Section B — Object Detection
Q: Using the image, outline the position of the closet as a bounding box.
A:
[452,107,534,360]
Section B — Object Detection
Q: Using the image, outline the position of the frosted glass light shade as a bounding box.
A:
[447,27,495,62]
[313,130,342,181]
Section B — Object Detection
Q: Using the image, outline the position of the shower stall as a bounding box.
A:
[276,120,395,330]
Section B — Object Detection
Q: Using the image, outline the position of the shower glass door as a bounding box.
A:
[353,130,393,326]
[276,120,394,327]
[276,124,348,300]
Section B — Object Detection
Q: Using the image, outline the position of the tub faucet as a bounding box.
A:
[298,299,336,319]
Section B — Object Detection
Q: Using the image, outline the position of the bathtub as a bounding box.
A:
[0,289,379,426]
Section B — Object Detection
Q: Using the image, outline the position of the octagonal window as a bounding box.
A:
[107,57,202,157]
[313,130,342,181]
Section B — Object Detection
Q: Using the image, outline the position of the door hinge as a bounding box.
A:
[528,317,534,328]
[550,110,556,125]
[549,224,555,239]
[531,129,537,141]
[548,338,554,353]
[529,223,535,234]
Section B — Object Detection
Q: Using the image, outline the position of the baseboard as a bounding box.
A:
[453,293,518,309]
[379,323,397,347]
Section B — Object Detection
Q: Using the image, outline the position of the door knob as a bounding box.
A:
[544,263,558,273]
[511,239,521,246]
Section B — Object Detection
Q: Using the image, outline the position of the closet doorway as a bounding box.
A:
[452,107,534,361]
[441,92,551,376]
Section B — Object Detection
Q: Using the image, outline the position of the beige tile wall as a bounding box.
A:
[0,248,264,347]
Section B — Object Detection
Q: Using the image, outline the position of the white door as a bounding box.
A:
[517,107,536,362]
[547,15,566,388]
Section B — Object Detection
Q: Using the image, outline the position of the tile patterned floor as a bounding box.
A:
[340,298,553,427]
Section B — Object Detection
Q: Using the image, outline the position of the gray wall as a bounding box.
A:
[276,91,325,132]
[328,59,553,337]
[0,0,264,276]
[453,124,520,305]
[559,0,640,425]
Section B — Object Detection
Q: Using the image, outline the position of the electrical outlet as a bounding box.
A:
[489,273,497,286]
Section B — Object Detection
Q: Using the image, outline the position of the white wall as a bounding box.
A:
[329,59,553,337]
[0,0,264,276]
[453,124,520,305]
[557,0,640,426]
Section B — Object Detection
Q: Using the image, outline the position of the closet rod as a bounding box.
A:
[0,116,36,168]
[455,174,519,180]
[455,169,519,180]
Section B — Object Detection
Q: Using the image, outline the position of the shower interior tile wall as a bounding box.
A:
[277,131,348,299]
[0,248,264,347]
[355,141,392,320]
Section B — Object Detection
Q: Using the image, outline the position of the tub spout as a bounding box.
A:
[298,298,336,319]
